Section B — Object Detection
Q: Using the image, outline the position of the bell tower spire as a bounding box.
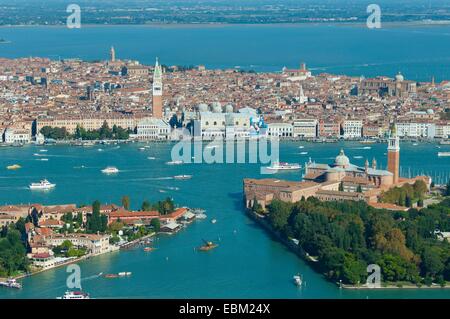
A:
[387,124,400,184]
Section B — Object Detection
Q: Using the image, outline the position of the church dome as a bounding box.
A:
[334,149,350,167]
[395,72,404,82]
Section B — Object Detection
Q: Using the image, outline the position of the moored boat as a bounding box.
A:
[0,278,22,289]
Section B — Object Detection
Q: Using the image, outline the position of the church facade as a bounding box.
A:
[244,127,429,210]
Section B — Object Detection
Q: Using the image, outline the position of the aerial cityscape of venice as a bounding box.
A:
[0,0,450,305]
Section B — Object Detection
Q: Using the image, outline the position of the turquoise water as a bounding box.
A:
[0,141,449,299]
[0,24,450,81]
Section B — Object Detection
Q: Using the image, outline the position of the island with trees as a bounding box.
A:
[0,196,192,280]
[248,183,450,288]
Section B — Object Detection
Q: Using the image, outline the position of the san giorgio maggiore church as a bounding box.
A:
[244,126,430,210]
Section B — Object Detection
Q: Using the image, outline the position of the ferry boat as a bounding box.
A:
[173,175,192,180]
[57,290,90,299]
[166,160,183,165]
[293,274,303,287]
[101,166,119,174]
[438,152,450,157]
[0,278,22,289]
[265,162,301,171]
[29,179,56,190]
[6,164,21,170]
[198,240,218,251]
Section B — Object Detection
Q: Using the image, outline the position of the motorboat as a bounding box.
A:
[29,179,56,190]
[6,164,21,170]
[101,166,119,174]
[293,274,302,287]
[173,175,192,180]
[166,160,183,165]
[438,152,450,157]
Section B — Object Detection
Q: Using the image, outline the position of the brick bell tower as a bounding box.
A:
[152,57,163,118]
[387,124,400,184]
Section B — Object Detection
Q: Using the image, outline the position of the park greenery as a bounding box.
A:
[52,240,86,258]
[40,121,130,140]
[381,180,428,207]
[141,197,176,215]
[258,196,450,287]
[0,222,29,277]
[86,200,108,234]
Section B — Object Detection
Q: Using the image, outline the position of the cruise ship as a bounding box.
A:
[101,166,119,174]
[29,179,56,190]
[265,162,301,171]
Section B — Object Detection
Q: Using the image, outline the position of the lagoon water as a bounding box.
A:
[0,24,450,81]
[0,141,449,299]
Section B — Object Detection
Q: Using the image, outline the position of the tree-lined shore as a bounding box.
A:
[249,189,450,288]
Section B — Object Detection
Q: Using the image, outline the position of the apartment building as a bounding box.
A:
[292,119,318,138]
[342,120,363,139]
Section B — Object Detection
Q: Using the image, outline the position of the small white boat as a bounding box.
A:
[101,166,119,174]
[166,160,183,165]
[29,179,56,190]
[438,152,450,157]
[293,274,302,287]
[353,156,364,159]
[39,149,48,152]
[139,147,145,151]
[39,158,49,161]
[98,148,103,152]
[362,146,371,150]
[298,146,305,149]
[147,156,156,160]
[211,219,217,224]
[195,213,207,219]
[173,175,192,180]
[0,278,22,289]
[265,162,301,171]
[57,290,90,299]
[300,152,308,155]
